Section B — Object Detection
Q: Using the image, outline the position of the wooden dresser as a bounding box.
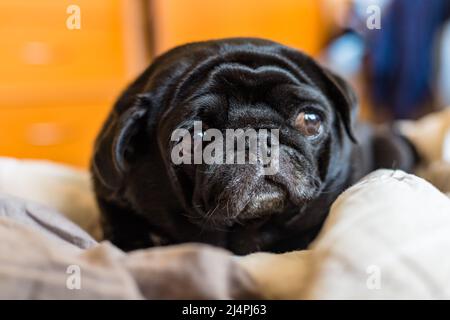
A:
[0,0,327,168]
[0,0,149,167]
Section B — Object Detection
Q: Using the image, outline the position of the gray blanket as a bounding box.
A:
[0,193,260,299]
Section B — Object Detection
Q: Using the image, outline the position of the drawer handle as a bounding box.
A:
[21,42,53,65]
[26,123,71,146]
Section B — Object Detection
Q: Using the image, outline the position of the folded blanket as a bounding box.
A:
[0,194,259,299]
[2,169,450,299]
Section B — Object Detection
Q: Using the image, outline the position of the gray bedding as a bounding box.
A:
[0,193,259,299]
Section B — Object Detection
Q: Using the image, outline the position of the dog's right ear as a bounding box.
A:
[92,94,150,190]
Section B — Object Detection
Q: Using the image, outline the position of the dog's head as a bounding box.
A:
[92,38,358,253]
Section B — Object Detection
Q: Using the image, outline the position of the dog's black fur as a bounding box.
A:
[91,38,417,254]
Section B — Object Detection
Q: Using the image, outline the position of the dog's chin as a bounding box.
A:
[190,183,290,230]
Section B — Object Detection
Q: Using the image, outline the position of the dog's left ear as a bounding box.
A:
[320,67,358,142]
[91,94,150,190]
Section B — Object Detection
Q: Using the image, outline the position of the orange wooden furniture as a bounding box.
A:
[0,0,149,167]
[152,0,327,56]
[0,0,328,168]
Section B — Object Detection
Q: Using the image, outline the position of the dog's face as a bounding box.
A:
[92,38,358,254]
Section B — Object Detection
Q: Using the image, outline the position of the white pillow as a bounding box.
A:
[239,170,450,299]
[0,157,101,239]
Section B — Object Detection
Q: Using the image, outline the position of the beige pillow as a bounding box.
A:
[0,157,102,239]
[239,170,450,299]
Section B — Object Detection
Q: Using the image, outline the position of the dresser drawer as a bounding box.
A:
[0,0,127,106]
[0,105,110,167]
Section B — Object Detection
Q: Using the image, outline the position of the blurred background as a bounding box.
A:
[0,0,449,168]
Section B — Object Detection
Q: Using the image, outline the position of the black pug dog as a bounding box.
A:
[92,38,416,255]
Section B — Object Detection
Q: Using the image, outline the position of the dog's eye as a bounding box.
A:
[295,111,323,137]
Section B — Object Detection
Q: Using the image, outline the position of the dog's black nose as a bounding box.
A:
[240,182,286,217]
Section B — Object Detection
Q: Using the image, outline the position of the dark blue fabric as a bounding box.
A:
[366,0,450,119]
